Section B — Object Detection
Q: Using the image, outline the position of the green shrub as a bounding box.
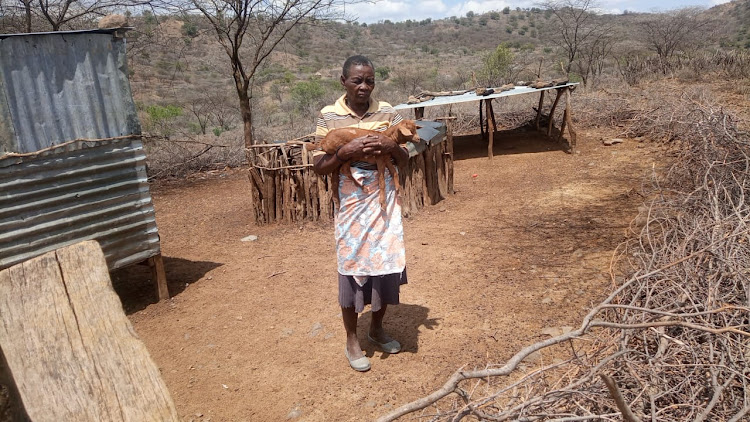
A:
[376,67,391,80]
[291,80,325,112]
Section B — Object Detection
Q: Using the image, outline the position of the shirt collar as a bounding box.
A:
[334,94,379,117]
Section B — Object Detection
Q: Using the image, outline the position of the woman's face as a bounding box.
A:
[341,64,375,107]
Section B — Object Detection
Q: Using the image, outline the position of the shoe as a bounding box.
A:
[367,334,401,354]
[345,349,371,372]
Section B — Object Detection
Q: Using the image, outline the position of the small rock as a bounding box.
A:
[221,384,228,389]
[280,328,294,338]
[439,206,447,212]
[541,297,553,304]
[309,322,323,337]
[602,138,624,146]
[459,231,466,236]
[365,400,377,408]
[572,249,584,258]
[287,407,302,419]
[241,235,259,242]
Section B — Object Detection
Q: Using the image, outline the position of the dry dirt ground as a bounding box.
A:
[112,127,661,421]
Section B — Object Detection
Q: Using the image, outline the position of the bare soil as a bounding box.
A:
[113,128,660,421]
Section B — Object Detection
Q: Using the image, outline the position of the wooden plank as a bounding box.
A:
[0,241,179,421]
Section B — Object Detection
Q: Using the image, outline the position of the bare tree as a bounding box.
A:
[33,0,150,31]
[573,28,615,87]
[184,0,348,154]
[539,0,604,74]
[0,0,38,32]
[640,7,715,74]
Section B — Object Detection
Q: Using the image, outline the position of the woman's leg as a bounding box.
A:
[369,304,393,343]
[342,306,364,359]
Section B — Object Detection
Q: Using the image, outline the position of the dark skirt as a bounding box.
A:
[338,269,408,313]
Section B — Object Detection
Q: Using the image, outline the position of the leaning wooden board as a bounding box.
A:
[0,240,178,421]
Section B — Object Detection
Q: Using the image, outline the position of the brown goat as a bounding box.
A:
[320,120,421,210]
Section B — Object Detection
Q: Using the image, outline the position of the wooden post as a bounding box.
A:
[486,99,498,160]
[445,118,454,195]
[317,174,330,222]
[535,90,545,131]
[149,254,168,301]
[547,88,563,138]
[0,241,179,421]
[414,107,424,120]
[560,88,578,153]
[479,100,485,140]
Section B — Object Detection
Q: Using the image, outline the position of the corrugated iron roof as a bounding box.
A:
[0,30,141,155]
[394,83,580,110]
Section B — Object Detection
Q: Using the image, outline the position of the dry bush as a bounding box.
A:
[143,131,245,179]
[378,91,750,422]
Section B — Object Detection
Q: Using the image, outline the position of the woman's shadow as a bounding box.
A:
[357,303,439,359]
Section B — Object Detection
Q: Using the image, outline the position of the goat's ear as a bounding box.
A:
[399,126,413,137]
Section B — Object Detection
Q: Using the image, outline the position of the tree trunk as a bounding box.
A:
[24,1,32,32]
[232,68,254,162]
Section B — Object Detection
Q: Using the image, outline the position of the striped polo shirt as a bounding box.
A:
[314,94,403,153]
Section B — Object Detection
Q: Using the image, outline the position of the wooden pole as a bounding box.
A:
[149,254,168,301]
[415,107,425,120]
[563,88,577,152]
[547,88,563,138]
[535,90,545,131]
[486,99,497,160]
[479,100,485,140]
[446,118,454,194]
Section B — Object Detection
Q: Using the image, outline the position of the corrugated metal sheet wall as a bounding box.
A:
[0,138,159,271]
[0,31,141,155]
[0,30,159,273]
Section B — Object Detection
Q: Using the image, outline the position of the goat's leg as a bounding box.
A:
[342,161,362,188]
[376,159,387,210]
[385,160,402,194]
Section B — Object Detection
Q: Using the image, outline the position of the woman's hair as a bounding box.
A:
[342,55,375,78]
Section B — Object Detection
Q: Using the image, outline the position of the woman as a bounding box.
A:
[313,55,410,372]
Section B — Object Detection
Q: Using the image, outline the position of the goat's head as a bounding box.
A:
[394,120,422,144]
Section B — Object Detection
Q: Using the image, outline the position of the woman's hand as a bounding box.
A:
[336,134,391,160]
[362,134,399,156]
